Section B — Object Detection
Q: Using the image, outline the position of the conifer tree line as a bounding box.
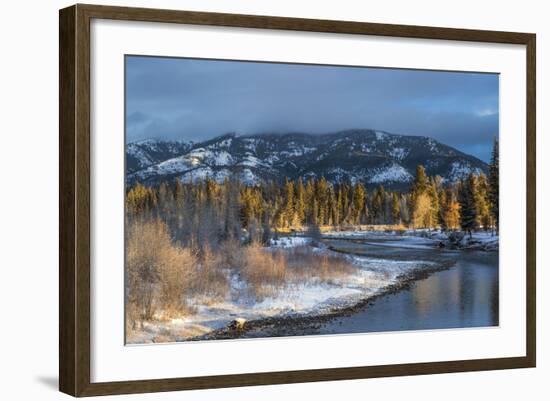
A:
[126,138,499,243]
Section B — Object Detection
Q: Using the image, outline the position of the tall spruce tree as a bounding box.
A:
[427,178,440,229]
[283,179,295,227]
[412,165,428,196]
[458,174,478,238]
[316,177,329,226]
[438,186,448,230]
[371,186,384,224]
[352,183,366,224]
[305,178,315,224]
[488,136,499,233]
[391,192,401,224]
[328,185,338,226]
[474,173,491,231]
[411,165,429,221]
[295,177,306,225]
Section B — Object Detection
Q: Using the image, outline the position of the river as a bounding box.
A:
[319,241,499,334]
[231,235,499,338]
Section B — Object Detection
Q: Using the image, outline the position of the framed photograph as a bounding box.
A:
[59,4,536,397]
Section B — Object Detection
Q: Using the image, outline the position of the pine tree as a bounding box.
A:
[274,194,285,229]
[283,179,295,227]
[440,187,460,231]
[223,177,241,240]
[384,192,392,224]
[412,165,428,196]
[295,177,306,226]
[305,178,315,224]
[363,192,370,224]
[311,197,319,225]
[316,177,329,226]
[411,165,429,225]
[412,193,431,229]
[391,192,400,224]
[174,178,185,209]
[158,182,173,211]
[439,187,448,230]
[371,186,384,224]
[488,136,499,233]
[352,183,366,224]
[328,185,338,226]
[427,178,439,230]
[341,183,352,224]
[458,174,478,238]
[474,173,491,231]
[204,178,217,206]
[399,194,410,225]
[336,186,344,226]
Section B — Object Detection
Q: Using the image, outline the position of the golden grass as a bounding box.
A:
[238,243,358,300]
[126,220,362,328]
[240,242,287,299]
[190,244,230,302]
[275,223,408,235]
[283,246,356,282]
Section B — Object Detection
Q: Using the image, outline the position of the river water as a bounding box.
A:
[318,239,499,334]
[201,236,499,340]
[234,237,499,339]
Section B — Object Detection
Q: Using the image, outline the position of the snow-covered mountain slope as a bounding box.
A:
[126,130,487,189]
[126,139,193,173]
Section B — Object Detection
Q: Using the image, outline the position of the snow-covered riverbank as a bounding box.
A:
[127,235,441,344]
[324,229,499,251]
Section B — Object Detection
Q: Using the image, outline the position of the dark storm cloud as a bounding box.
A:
[125,56,499,162]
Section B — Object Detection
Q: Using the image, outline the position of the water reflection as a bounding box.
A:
[318,249,499,335]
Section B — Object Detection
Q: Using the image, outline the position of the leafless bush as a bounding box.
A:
[125,218,359,334]
[193,244,229,301]
[126,219,171,327]
[126,219,199,328]
[283,246,356,282]
[218,237,243,270]
[157,246,197,318]
[241,242,287,299]
[238,243,357,300]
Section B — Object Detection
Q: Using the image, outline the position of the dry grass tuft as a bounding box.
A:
[125,219,360,335]
[125,219,230,330]
[237,244,358,300]
[193,244,230,301]
[283,246,356,282]
[240,242,287,299]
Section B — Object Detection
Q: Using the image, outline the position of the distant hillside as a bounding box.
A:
[126,129,487,189]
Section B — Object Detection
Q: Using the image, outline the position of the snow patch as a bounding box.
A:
[269,236,310,248]
[389,147,408,161]
[240,168,260,185]
[448,161,482,182]
[369,163,412,183]
[180,167,232,183]
[375,131,387,141]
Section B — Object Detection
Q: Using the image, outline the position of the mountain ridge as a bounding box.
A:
[126,129,487,189]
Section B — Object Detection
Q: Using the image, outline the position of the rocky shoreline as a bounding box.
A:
[443,232,498,251]
[322,229,498,252]
[189,258,455,341]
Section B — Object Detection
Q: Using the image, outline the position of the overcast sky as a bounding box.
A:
[126,56,499,162]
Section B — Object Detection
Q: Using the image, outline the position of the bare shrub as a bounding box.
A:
[218,237,243,270]
[126,219,200,327]
[241,242,286,299]
[283,246,356,283]
[157,246,197,318]
[126,219,169,326]
[193,244,229,301]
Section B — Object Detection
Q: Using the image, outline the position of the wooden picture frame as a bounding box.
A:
[59,3,536,397]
